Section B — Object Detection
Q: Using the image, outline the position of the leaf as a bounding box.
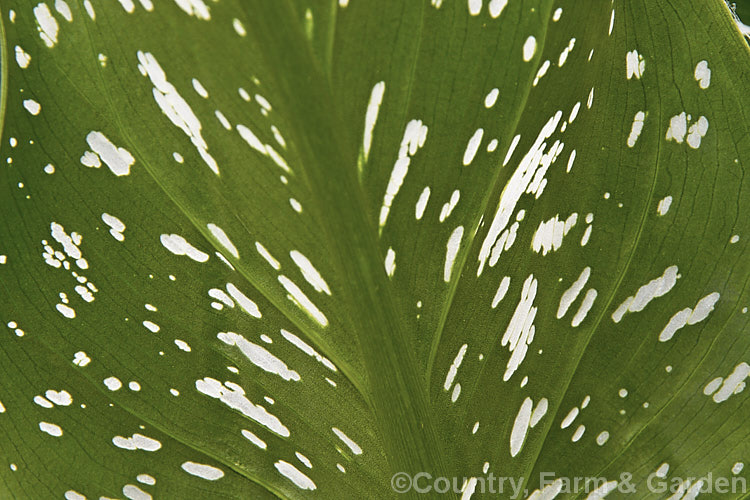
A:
[0,0,749,499]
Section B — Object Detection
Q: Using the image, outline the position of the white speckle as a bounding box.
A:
[708,362,748,403]
[275,460,316,490]
[439,190,461,222]
[174,339,191,352]
[612,266,680,322]
[532,213,578,255]
[733,462,744,475]
[500,274,538,380]
[362,81,386,164]
[332,427,363,455]
[552,7,562,21]
[509,397,533,457]
[255,94,272,112]
[118,0,135,13]
[561,407,579,429]
[233,18,246,37]
[533,60,551,86]
[137,51,218,174]
[181,461,224,480]
[160,234,209,262]
[654,463,670,478]
[86,131,135,176]
[451,383,461,402]
[463,128,484,166]
[626,50,645,79]
[467,0,482,16]
[568,101,581,123]
[197,377,290,435]
[128,381,141,391]
[704,377,723,395]
[45,390,72,406]
[694,60,711,89]
[522,36,537,62]
[65,492,85,500]
[39,421,63,437]
[34,3,59,47]
[34,396,53,408]
[192,78,208,98]
[385,247,396,277]
[487,139,498,152]
[44,163,55,174]
[502,134,521,166]
[566,149,577,173]
[278,276,328,326]
[658,292,720,342]
[0,255,6,264]
[73,351,91,366]
[444,226,464,282]
[596,431,610,445]
[15,46,31,68]
[80,151,101,168]
[215,110,231,130]
[207,223,238,259]
[608,9,615,35]
[587,87,595,109]
[137,474,156,486]
[491,276,511,308]
[657,196,673,215]
[170,388,179,396]
[142,320,160,333]
[104,377,122,391]
[83,0,95,19]
[256,242,281,270]
[666,112,688,143]
[217,331,300,381]
[172,0,211,20]
[289,198,303,213]
[571,425,585,442]
[102,213,126,241]
[173,152,184,163]
[627,111,646,147]
[443,344,467,391]
[239,87,251,101]
[529,398,548,428]
[686,116,709,149]
[145,304,157,312]
[730,234,740,244]
[488,0,507,18]
[122,484,151,500]
[56,303,76,319]
[23,99,41,116]
[290,251,331,294]
[484,88,499,108]
[619,388,628,398]
[226,283,262,318]
[571,289,598,327]
[242,429,267,449]
[379,120,428,228]
[415,187,431,220]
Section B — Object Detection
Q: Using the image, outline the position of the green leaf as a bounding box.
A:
[1,0,749,499]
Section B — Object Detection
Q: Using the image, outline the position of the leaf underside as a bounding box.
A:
[0,0,749,499]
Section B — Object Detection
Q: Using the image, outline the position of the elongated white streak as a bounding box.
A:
[160,234,209,262]
[256,242,281,270]
[560,407,579,429]
[501,274,537,381]
[384,247,396,277]
[102,213,126,241]
[566,150,576,173]
[379,120,428,230]
[207,223,238,259]
[181,462,224,481]
[443,344,468,391]
[657,196,672,215]
[332,427,363,455]
[611,266,679,322]
[658,292,720,342]
[439,190,461,222]
[463,129,484,166]
[217,332,299,381]
[242,429,266,449]
[503,135,521,166]
[39,421,63,437]
[491,276,511,308]
[526,478,564,500]
[532,213,577,255]
[626,50,645,79]
[571,289,598,327]
[510,397,533,457]
[112,433,162,451]
[477,111,562,276]
[362,82,385,165]
[137,51,218,174]
[444,226,464,282]
[484,88,499,107]
[415,187,431,220]
[289,251,331,295]
[172,0,211,20]
[626,111,646,147]
[34,3,59,47]
[278,275,328,327]
[533,60,550,86]
[196,377,289,436]
[281,329,337,371]
[529,398,548,428]
[84,132,135,176]
[275,461,316,490]
[226,283,262,318]
[522,36,537,62]
[706,363,749,403]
